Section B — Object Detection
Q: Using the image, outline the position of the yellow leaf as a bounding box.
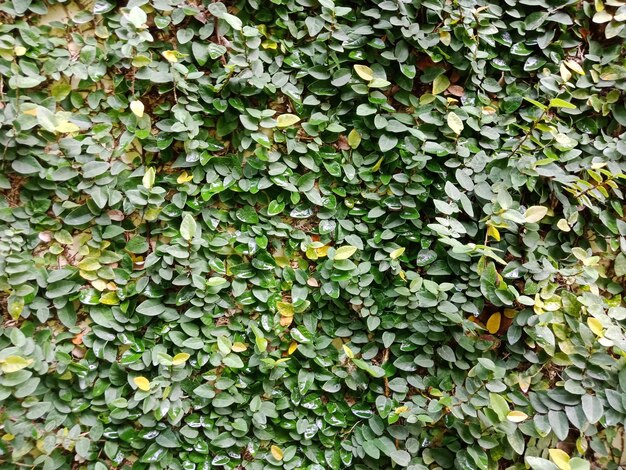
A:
[486,312,501,334]
[279,316,293,327]
[232,342,248,353]
[506,411,529,423]
[487,225,500,241]
[390,247,405,260]
[1,433,15,441]
[524,206,548,223]
[261,40,277,49]
[548,449,571,470]
[314,245,330,257]
[276,113,301,128]
[0,356,33,373]
[270,445,284,461]
[277,301,294,317]
[288,341,298,355]
[394,406,409,414]
[372,156,384,172]
[503,308,516,319]
[354,64,374,81]
[162,50,179,63]
[348,128,361,149]
[334,245,357,260]
[54,121,80,133]
[172,353,190,365]
[24,107,38,116]
[130,100,144,118]
[342,344,354,359]
[14,46,27,56]
[133,376,151,391]
[587,317,604,336]
[177,171,194,184]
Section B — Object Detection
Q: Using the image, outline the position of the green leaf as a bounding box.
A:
[581,394,603,424]
[333,245,358,260]
[525,457,559,470]
[390,450,411,467]
[489,393,509,421]
[181,213,197,241]
[348,129,361,149]
[549,98,577,109]
[0,356,33,373]
[432,75,450,94]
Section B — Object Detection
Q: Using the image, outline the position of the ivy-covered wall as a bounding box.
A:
[1,0,626,469]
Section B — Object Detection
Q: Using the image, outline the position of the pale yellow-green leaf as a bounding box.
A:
[270,445,284,461]
[486,312,501,334]
[368,78,390,88]
[524,206,548,223]
[587,317,604,336]
[560,63,572,82]
[130,100,145,118]
[334,245,357,260]
[447,112,464,135]
[506,411,529,423]
[133,376,151,391]
[390,247,405,260]
[277,301,294,317]
[564,59,584,75]
[348,129,361,149]
[549,98,577,109]
[288,341,298,355]
[548,449,571,470]
[14,46,27,56]
[432,75,450,95]
[232,342,248,353]
[99,292,119,305]
[0,356,33,373]
[172,353,190,365]
[342,344,354,359]
[55,121,80,133]
[354,64,374,81]
[276,113,301,128]
[557,219,571,232]
[143,167,156,189]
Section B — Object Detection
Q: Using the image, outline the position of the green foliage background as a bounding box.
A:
[1,0,626,468]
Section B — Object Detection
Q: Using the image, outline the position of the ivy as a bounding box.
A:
[0,0,626,469]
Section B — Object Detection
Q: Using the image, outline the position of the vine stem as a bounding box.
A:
[507,108,548,159]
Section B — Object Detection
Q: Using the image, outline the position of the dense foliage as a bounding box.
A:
[1,0,626,468]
